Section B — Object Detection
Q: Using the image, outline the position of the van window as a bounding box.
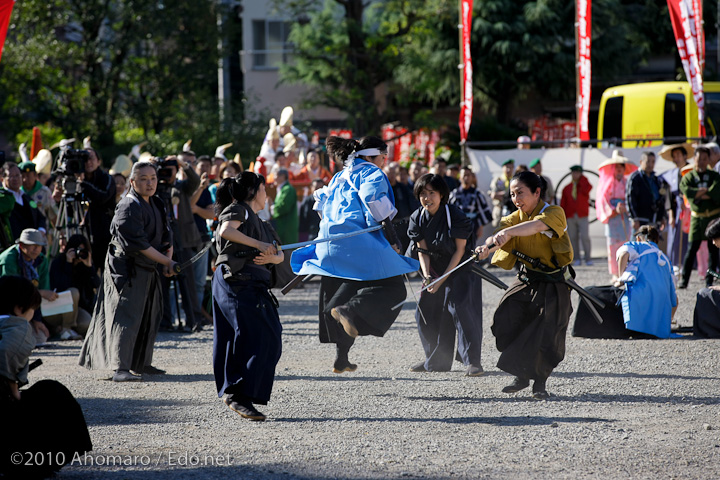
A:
[603,96,623,139]
[705,92,720,137]
[664,93,686,139]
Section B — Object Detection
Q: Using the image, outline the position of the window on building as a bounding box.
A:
[252,20,292,70]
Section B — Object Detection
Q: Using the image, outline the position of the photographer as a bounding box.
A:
[49,234,100,338]
[79,149,116,269]
[156,155,204,332]
[52,148,116,270]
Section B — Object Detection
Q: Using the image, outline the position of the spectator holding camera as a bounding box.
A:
[79,149,116,269]
[49,234,100,338]
[156,155,205,332]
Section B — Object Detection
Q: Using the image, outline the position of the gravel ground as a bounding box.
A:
[20,261,720,480]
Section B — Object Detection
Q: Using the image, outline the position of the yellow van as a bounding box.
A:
[597,81,720,147]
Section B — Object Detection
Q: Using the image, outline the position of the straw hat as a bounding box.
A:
[598,151,637,174]
[658,143,695,162]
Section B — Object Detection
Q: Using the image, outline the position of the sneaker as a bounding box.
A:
[678,280,689,289]
[501,376,530,393]
[59,329,82,341]
[585,259,594,266]
[112,370,142,382]
[223,397,266,421]
[465,364,485,377]
[532,380,550,400]
[573,260,581,267]
[331,306,359,338]
[409,361,427,373]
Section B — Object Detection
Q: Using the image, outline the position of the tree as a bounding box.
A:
[0,0,239,156]
[276,0,439,135]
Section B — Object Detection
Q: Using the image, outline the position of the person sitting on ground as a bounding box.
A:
[615,225,678,339]
[0,275,92,479]
[692,218,720,337]
[49,234,101,338]
[0,228,59,344]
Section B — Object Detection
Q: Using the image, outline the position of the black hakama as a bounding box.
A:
[492,277,572,381]
[319,275,406,349]
[693,287,720,338]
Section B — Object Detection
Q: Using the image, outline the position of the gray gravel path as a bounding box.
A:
[22,262,720,479]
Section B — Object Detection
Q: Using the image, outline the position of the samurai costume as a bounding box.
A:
[212,202,282,405]
[291,157,419,368]
[1,316,92,478]
[490,200,574,383]
[616,241,678,339]
[79,188,171,374]
[407,203,483,371]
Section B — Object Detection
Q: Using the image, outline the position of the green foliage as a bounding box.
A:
[0,0,242,162]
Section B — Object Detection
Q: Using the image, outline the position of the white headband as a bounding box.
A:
[348,147,386,162]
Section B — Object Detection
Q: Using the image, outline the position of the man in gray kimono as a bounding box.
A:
[79,161,177,382]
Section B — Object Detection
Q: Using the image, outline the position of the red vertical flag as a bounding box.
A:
[459,0,473,143]
[667,0,705,137]
[0,0,14,64]
[576,0,591,141]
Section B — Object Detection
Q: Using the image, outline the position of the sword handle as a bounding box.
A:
[172,262,181,275]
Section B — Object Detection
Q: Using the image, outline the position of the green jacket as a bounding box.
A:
[679,168,720,241]
[272,182,299,244]
[0,245,50,290]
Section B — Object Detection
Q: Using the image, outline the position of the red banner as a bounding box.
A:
[0,0,14,64]
[458,0,473,143]
[667,0,705,136]
[576,0,591,141]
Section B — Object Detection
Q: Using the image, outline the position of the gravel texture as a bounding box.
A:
[20,262,720,479]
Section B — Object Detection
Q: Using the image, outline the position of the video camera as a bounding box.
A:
[55,148,90,176]
[157,157,178,184]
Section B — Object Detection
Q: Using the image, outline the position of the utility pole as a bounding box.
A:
[217,0,232,134]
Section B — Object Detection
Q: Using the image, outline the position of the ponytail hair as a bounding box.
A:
[215,171,265,216]
[512,170,547,199]
[326,136,358,164]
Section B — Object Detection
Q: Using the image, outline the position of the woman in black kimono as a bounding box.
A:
[79,161,176,382]
[407,174,484,376]
[1,276,92,478]
[213,172,283,421]
[476,171,574,400]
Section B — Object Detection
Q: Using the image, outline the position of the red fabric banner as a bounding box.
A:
[667,0,705,137]
[576,0,591,141]
[0,0,14,64]
[458,0,473,143]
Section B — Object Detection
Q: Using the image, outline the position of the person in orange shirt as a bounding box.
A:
[294,149,332,185]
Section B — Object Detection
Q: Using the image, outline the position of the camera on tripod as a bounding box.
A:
[56,148,90,176]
